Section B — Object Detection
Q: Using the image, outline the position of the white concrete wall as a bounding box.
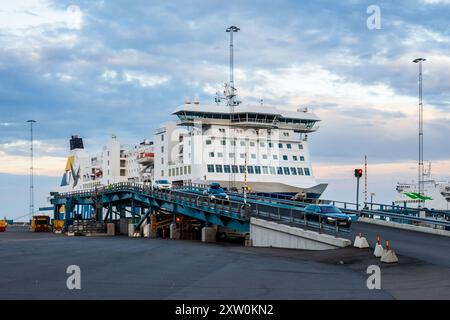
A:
[358,217,450,237]
[250,217,351,250]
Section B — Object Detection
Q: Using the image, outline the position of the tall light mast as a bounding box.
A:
[413,57,426,207]
[27,120,37,221]
[226,26,240,190]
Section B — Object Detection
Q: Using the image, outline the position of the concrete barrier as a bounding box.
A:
[353,233,369,248]
[107,223,115,236]
[373,235,383,257]
[170,223,180,240]
[201,227,217,243]
[380,240,399,263]
[250,217,351,250]
[358,217,450,237]
[128,224,140,238]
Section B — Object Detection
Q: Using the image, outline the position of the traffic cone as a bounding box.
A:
[380,240,398,263]
[353,233,369,248]
[373,235,383,257]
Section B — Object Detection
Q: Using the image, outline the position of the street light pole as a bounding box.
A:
[413,57,426,208]
[27,120,37,222]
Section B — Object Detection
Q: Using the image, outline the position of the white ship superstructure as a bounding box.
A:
[58,135,154,192]
[153,102,327,198]
[395,170,450,210]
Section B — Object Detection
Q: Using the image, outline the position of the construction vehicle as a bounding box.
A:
[31,215,51,232]
[0,220,7,232]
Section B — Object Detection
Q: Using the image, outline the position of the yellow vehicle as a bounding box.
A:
[31,215,51,232]
[0,220,7,232]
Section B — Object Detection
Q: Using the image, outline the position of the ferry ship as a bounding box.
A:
[58,135,154,192]
[54,25,327,199]
[152,101,326,199]
[395,166,450,210]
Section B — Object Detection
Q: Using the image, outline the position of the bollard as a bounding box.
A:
[380,240,399,263]
[374,235,383,257]
[354,232,369,248]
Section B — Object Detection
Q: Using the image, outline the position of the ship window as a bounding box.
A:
[251,154,256,159]
[300,156,305,161]
[262,154,268,160]
[290,167,297,175]
[224,165,231,173]
[229,153,235,158]
[161,146,164,152]
[273,155,278,160]
[278,143,283,148]
[206,140,212,145]
[209,152,215,157]
[176,167,179,176]
[161,170,164,177]
[298,144,303,149]
[293,156,298,161]
[268,142,273,148]
[240,153,245,159]
[304,168,311,176]
[217,152,223,158]
[239,165,245,173]
[282,155,288,161]
[230,140,236,146]
[161,135,164,142]
[247,166,254,174]
[219,128,225,133]
[221,140,226,146]
[269,166,276,175]
[232,165,238,173]
[240,141,245,146]
[287,144,292,149]
[250,141,255,147]
[260,142,265,147]
[207,164,215,173]
[277,167,283,175]
[297,168,304,175]
[188,166,191,174]
[262,166,269,174]
[169,169,172,177]
[215,165,223,173]
[184,166,187,175]
[254,166,261,174]
[283,167,290,175]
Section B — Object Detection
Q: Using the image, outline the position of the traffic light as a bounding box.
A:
[354,168,363,178]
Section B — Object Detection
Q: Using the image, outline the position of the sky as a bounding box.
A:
[1,0,450,220]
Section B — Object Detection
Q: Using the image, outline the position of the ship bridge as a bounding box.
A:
[173,103,320,133]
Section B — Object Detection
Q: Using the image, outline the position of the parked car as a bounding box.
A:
[153,179,172,190]
[203,183,230,202]
[303,204,352,228]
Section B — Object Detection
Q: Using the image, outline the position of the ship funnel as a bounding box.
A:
[70,135,84,150]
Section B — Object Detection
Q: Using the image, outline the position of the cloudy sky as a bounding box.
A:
[1,0,449,219]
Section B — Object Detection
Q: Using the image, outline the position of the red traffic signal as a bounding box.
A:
[354,168,363,178]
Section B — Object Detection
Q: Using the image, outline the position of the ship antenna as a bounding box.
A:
[413,57,426,208]
[226,26,240,107]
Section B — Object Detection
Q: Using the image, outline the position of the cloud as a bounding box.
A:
[0,151,65,176]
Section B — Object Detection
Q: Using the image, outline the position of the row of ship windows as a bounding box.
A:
[169,166,192,177]
[206,140,304,149]
[207,164,311,176]
[209,152,305,162]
